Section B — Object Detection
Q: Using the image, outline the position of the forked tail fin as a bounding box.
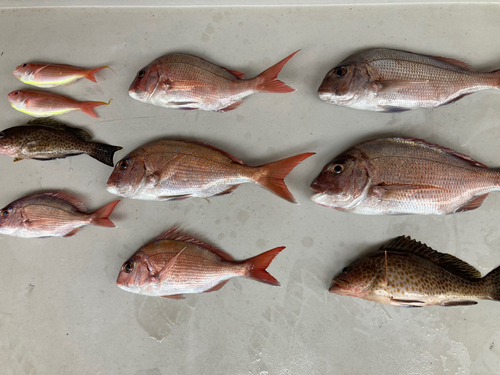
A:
[243,246,285,286]
[79,99,112,118]
[255,50,300,93]
[483,265,500,301]
[84,66,113,83]
[89,143,123,166]
[255,152,315,203]
[90,200,120,227]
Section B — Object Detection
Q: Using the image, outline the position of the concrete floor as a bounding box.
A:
[2,4,500,375]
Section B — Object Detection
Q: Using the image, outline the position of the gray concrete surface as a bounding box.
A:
[2,4,500,375]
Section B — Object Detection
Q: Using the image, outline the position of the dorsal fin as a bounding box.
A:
[423,54,475,71]
[27,118,93,141]
[382,236,482,280]
[156,227,234,261]
[179,140,246,165]
[395,137,488,169]
[42,192,87,212]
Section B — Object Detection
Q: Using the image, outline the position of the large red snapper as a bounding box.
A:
[0,192,119,238]
[330,236,500,307]
[107,139,314,203]
[128,51,299,112]
[310,137,500,215]
[318,48,500,112]
[116,227,284,299]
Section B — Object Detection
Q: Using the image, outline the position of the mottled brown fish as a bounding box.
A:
[0,118,122,166]
[318,48,500,112]
[330,236,500,307]
[107,139,314,203]
[116,227,284,298]
[128,51,299,112]
[310,137,500,215]
[0,192,119,238]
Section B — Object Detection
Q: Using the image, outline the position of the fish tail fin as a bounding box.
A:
[90,200,120,227]
[80,99,112,118]
[84,66,112,83]
[89,143,123,166]
[483,265,500,301]
[243,246,285,286]
[254,50,300,93]
[255,152,315,203]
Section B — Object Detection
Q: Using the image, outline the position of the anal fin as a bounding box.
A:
[214,185,241,197]
[379,105,411,113]
[455,194,489,213]
[204,279,230,293]
[158,194,193,201]
[161,294,186,300]
[63,227,81,237]
[441,300,478,307]
[217,100,244,113]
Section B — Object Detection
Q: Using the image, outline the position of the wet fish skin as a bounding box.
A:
[310,137,500,215]
[0,192,119,238]
[0,118,122,166]
[116,227,284,298]
[128,51,299,112]
[13,63,111,88]
[318,48,500,112]
[330,236,500,307]
[7,90,111,118]
[107,139,314,203]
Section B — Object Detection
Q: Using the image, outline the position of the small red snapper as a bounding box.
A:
[330,236,500,307]
[128,51,299,112]
[0,192,119,238]
[318,48,500,112]
[13,63,111,88]
[107,139,314,203]
[116,227,284,299]
[8,90,111,118]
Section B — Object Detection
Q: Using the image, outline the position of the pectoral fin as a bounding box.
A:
[372,184,444,200]
[157,247,186,279]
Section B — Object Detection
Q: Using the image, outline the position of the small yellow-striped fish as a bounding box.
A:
[8,90,111,118]
[13,63,111,88]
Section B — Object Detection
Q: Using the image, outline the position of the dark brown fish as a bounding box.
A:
[0,118,122,166]
[0,192,119,238]
[310,137,500,215]
[330,236,500,307]
[116,227,284,299]
[318,48,500,112]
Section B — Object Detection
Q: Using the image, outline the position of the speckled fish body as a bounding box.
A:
[13,63,110,88]
[330,236,500,307]
[107,139,313,203]
[0,192,119,238]
[116,227,284,298]
[128,51,298,112]
[318,48,500,112]
[0,118,122,166]
[7,90,110,118]
[310,137,500,215]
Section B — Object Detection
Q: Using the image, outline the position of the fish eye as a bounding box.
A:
[334,66,348,77]
[1,206,13,217]
[342,266,350,273]
[0,132,4,138]
[122,260,135,273]
[22,63,27,68]
[118,158,130,170]
[138,70,145,78]
[13,91,19,96]
[331,164,345,174]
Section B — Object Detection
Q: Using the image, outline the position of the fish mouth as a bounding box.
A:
[128,89,142,101]
[329,278,348,294]
[317,88,333,102]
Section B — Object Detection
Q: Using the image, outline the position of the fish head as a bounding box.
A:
[128,64,162,103]
[317,55,370,106]
[310,147,370,209]
[7,90,29,108]
[107,155,147,198]
[0,129,19,157]
[0,203,23,236]
[116,251,152,294]
[13,63,34,81]
[329,252,382,298]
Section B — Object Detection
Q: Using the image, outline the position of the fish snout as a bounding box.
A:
[317,87,333,101]
[310,179,326,194]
